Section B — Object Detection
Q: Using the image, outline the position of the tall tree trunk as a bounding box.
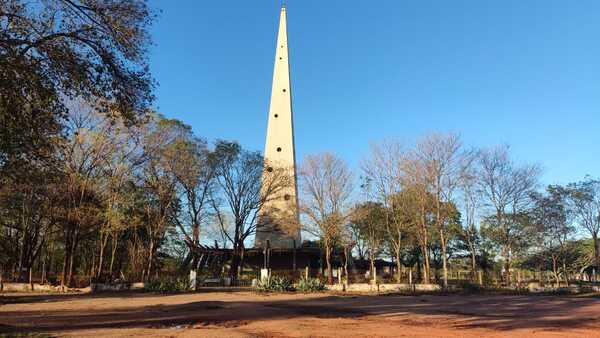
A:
[325,243,333,285]
[395,246,402,283]
[41,252,46,284]
[423,244,431,284]
[440,229,448,289]
[552,256,560,287]
[504,244,512,286]
[146,239,154,282]
[60,232,72,290]
[369,249,375,281]
[67,248,75,287]
[419,204,431,284]
[67,229,80,287]
[97,232,108,278]
[343,246,349,283]
[419,243,428,283]
[594,233,599,282]
[470,246,477,282]
[109,235,118,278]
[239,246,246,280]
[229,247,241,284]
[562,260,570,286]
[18,227,27,282]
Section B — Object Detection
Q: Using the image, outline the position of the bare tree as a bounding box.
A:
[530,186,575,287]
[163,129,218,268]
[362,141,408,283]
[211,141,293,283]
[566,178,600,280]
[413,133,470,288]
[401,153,434,283]
[300,153,353,285]
[139,116,184,281]
[459,164,481,281]
[96,117,144,279]
[59,103,113,288]
[477,145,540,285]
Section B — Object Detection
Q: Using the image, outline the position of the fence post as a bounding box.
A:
[29,268,33,291]
[305,266,309,280]
[292,240,297,271]
[189,269,197,291]
[478,270,483,285]
[372,266,377,285]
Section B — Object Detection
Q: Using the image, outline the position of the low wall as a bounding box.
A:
[527,283,600,293]
[328,283,441,293]
[90,282,145,292]
[1,283,59,292]
[0,282,148,293]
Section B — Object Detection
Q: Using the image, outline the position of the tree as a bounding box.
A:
[530,186,575,286]
[95,114,144,279]
[0,164,59,281]
[477,145,540,285]
[300,153,353,285]
[566,178,600,280]
[459,158,481,281]
[1,0,155,175]
[58,104,116,288]
[142,116,186,278]
[362,140,408,283]
[351,201,386,278]
[402,155,435,283]
[156,120,218,269]
[211,141,292,283]
[413,133,471,288]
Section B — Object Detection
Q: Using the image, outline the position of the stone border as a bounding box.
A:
[328,283,441,293]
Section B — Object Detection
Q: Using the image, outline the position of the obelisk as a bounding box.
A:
[255,5,301,249]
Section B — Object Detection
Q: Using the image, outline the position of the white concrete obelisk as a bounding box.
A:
[255,5,300,249]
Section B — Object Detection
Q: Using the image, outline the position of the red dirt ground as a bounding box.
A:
[2,291,600,337]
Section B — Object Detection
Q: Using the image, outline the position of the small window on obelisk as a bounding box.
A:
[276,147,282,152]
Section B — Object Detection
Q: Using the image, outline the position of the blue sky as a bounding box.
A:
[149,0,599,185]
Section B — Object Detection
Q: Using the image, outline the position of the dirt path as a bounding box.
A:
[2,291,600,337]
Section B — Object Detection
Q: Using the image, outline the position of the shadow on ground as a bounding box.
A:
[2,292,600,334]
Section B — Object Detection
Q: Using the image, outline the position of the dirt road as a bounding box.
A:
[2,291,600,337]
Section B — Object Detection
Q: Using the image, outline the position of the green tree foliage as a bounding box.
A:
[565,178,600,275]
[350,201,386,277]
[1,0,155,175]
[529,186,575,286]
[476,145,540,284]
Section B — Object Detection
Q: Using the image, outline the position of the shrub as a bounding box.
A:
[456,281,484,293]
[144,277,191,293]
[296,277,326,292]
[256,276,295,292]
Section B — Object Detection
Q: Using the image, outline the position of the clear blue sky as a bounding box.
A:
[149,0,599,185]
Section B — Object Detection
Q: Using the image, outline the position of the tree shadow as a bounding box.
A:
[2,292,600,334]
[0,287,249,306]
